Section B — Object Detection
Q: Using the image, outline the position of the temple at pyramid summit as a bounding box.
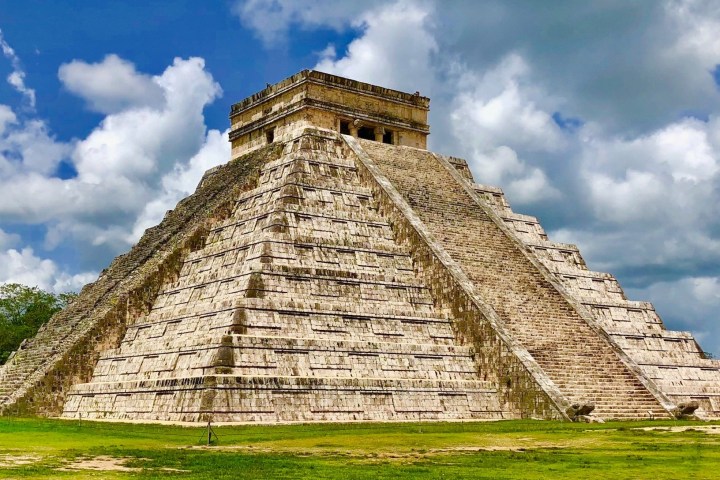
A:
[2,70,719,422]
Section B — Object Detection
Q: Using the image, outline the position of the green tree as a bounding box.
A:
[0,284,77,364]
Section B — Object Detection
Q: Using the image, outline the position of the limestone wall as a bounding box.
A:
[346,136,567,420]
[7,124,709,423]
[61,129,511,423]
[230,70,429,159]
[467,178,720,418]
[356,140,672,420]
[0,144,278,416]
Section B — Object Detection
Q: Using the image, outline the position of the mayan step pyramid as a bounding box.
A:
[1,70,719,422]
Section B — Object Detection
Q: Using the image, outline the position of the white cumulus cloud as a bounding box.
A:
[58,54,165,114]
[564,115,720,275]
[0,54,227,290]
[0,57,222,229]
[447,54,563,203]
[315,0,437,96]
[0,236,96,294]
[0,29,36,108]
[128,128,230,242]
[234,0,386,46]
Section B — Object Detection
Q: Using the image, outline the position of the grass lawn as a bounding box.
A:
[0,417,719,479]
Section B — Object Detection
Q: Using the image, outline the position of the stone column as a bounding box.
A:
[350,119,361,137]
[374,127,385,142]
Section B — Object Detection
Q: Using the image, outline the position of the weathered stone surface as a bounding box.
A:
[566,403,596,420]
[1,70,716,423]
[229,70,429,159]
[467,179,720,419]
[58,130,514,423]
[673,401,700,419]
[0,144,277,416]
[357,140,673,420]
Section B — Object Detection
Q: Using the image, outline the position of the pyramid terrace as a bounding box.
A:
[0,71,718,423]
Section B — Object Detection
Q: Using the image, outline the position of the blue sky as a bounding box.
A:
[0,0,719,354]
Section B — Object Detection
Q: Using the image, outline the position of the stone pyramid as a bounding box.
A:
[1,71,718,422]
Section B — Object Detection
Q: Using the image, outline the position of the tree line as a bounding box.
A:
[0,283,77,364]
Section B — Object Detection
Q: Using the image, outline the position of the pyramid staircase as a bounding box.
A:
[469,182,720,419]
[5,125,711,422]
[61,130,515,422]
[354,139,673,420]
[6,66,713,422]
[0,144,276,415]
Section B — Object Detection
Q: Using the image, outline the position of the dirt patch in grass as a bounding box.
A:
[0,454,41,467]
[59,455,143,472]
[637,425,720,434]
[190,441,570,459]
[57,456,191,474]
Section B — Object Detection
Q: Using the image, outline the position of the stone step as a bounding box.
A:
[52,132,510,423]
[358,139,668,417]
[67,374,497,396]
[108,334,475,359]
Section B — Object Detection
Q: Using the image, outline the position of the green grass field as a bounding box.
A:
[0,417,719,479]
